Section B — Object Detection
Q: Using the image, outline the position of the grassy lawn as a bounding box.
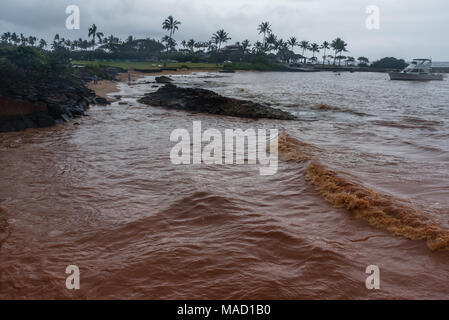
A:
[223,62,289,71]
[72,60,224,70]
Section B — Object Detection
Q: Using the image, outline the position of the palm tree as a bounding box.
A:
[207,40,217,53]
[65,39,71,49]
[330,37,348,65]
[194,41,204,52]
[38,39,47,49]
[187,39,196,52]
[277,39,287,54]
[265,33,277,53]
[212,29,231,50]
[81,39,90,51]
[19,33,27,45]
[357,56,369,66]
[11,33,19,46]
[51,34,61,49]
[320,41,330,65]
[162,35,176,52]
[344,56,354,66]
[241,39,251,54]
[253,41,263,54]
[287,37,298,52]
[309,57,318,64]
[103,35,119,51]
[96,32,104,47]
[310,43,320,62]
[88,24,98,50]
[336,55,346,66]
[299,40,310,63]
[1,32,11,44]
[338,40,348,66]
[162,15,181,43]
[257,21,271,45]
[27,36,37,46]
[276,39,290,61]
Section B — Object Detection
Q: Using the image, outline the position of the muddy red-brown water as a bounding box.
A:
[1,71,449,299]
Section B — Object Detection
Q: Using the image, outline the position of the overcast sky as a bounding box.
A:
[0,0,448,61]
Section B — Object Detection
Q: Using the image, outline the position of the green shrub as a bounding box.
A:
[371,57,408,69]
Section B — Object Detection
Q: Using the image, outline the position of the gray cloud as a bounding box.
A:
[0,0,447,61]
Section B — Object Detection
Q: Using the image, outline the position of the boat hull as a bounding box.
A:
[389,72,444,81]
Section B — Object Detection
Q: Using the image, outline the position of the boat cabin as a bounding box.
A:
[402,59,432,74]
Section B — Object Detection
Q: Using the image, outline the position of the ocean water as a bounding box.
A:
[0,71,448,299]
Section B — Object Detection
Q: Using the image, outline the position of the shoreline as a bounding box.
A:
[86,69,224,100]
[0,68,229,133]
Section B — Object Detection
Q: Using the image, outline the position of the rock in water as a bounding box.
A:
[138,84,296,120]
[155,76,174,84]
[94,96,110,105]
[61,114,71,123]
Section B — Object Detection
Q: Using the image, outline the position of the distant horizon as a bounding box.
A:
[1,0,448,62]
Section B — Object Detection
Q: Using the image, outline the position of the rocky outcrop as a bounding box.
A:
[0,97,47,116]
[138,84,296,120]
[0,78,96,133]
[155,76,173,84]
[93,96,110,106]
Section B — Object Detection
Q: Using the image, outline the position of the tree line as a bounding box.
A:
[159,17,370,66]
[2,16,406,68]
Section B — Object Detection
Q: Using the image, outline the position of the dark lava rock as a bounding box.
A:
[1,66,100,133]
[94,96,110,105]
[155,76,173,84]
[0,122,15,133]
[47,103,67,119]
[31,112,56,127]
[61,114,71,123]
[12,119,28,131]
[71,105,85,116]
[138,84,296,120]
[22,115,37,128]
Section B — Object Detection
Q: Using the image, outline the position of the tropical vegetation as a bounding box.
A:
[1,16,406,71]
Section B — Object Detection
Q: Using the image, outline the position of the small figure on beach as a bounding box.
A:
[128,72,131,85]
[92,74,98,85]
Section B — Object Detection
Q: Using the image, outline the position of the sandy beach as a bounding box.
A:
[86,69,222,101]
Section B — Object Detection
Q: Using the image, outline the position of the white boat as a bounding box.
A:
[389,59,444,81]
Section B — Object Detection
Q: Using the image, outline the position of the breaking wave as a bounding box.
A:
[277,133,449,251]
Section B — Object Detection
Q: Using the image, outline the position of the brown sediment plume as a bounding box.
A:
[277,132,320,162]
[277,133,449,251]
[312,103,369,116]
[0,206,10,248]
[372,119,441,130]
[312,103,341,112]
[305,162,449,251]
